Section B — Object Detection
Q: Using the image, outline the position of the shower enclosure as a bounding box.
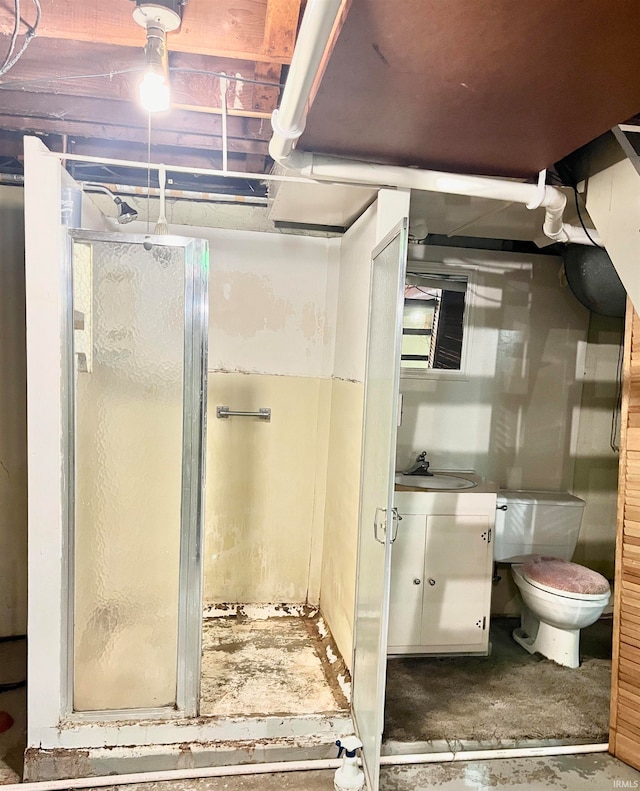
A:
[24,142,416,783]
[66,232,208,719]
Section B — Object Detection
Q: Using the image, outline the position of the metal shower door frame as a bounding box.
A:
[61,230,209,721]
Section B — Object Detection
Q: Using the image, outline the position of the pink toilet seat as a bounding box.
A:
[521,555,610,599]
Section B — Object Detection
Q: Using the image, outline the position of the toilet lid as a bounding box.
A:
[522,555,610,596]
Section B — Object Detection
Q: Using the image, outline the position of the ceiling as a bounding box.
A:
[301,0,640,178]
[0,0,302,191]
[1,0,639,205]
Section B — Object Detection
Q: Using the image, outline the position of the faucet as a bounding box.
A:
[403,451,433,476]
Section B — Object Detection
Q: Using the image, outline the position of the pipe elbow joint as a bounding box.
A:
[542,221,571,244]
[540,186,567,214]
[540,186,567,215]
[269,110,314,173]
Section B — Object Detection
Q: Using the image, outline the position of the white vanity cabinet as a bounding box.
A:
[389,488,496,655]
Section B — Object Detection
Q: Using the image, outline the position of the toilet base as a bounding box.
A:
[512,609,580,668]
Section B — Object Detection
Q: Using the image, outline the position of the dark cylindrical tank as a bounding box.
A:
[563,244,626,318]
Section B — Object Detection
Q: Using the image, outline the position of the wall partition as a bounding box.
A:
[67,232,208,718]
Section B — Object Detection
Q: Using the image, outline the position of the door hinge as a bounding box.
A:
[373,507,386,544]
[390,508,402,543]
[488,528,492,544]
[483,616,487,630]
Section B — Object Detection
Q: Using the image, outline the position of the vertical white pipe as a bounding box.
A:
[269,0,345,163]
[220,75,228,173]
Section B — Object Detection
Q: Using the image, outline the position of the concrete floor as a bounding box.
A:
[200,610,349,717]
[384,617,612,747]
[100,753,639,791]
[4,621,637,789]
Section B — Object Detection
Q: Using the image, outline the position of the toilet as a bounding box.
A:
[494,491,611,668]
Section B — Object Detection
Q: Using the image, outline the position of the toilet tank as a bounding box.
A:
[493,491,585,562]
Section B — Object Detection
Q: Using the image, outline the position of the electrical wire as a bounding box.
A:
[554,160,601,247]
[168,67,284,88]
[405,285,437,298]
[0,66,283,90]
[1,0,21,74]
[573,186,602,248]
[0,0,41,78]
[0,67,145,88]
[146,112,151,234]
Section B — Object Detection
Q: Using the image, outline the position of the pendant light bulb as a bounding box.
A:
[133,4,183,114]
[140,68,170,113]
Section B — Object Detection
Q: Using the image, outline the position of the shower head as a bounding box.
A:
[83,183,139,224]
[114,197,138,224]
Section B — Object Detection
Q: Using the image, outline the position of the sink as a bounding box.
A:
[394,473,477,490]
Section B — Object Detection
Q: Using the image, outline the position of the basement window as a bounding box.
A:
[401,268,473,379]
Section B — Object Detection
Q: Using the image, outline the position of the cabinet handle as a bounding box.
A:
[413,578,421,585]
[428,578,436,586]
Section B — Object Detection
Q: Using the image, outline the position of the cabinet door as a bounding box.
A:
[388,514,426,648]
[422,515,492,648]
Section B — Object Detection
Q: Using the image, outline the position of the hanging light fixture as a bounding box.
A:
[132,1,184,113]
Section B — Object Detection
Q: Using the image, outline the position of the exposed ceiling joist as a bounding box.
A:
[0,37,276,120]
[0,0,301,64]
[0,114,269,157]
[0,0,300,179]
[0,89,269,140]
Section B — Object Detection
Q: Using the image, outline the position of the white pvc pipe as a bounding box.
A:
[4,759,344,791]
[48,152,324,185]
[269,0,345,164]
[0,173,270,206]
[6,742,609,791]
[299,154,564,209]
[98,185,270,205]
[285,150,593,246]
[379,742,609,766]
[552,223,602,246]
[220,75,229,173]
[268,0,601,247]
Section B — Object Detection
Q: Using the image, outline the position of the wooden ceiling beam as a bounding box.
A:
[252,61,282,113]
[0,37,280,119]
[0,0,301,64]
[262,0,302,61]
[244,60,282,173]
[0,116,270,157]
[0,90,271,141]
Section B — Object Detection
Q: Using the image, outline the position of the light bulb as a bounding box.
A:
[140,69,170,113]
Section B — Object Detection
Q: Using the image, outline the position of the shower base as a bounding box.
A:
[200,604,350,718]
[24,606,354,780]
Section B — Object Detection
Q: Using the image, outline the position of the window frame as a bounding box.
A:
[400,261,476,381]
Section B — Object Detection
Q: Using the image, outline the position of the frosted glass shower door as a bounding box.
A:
[69,233,208,716]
